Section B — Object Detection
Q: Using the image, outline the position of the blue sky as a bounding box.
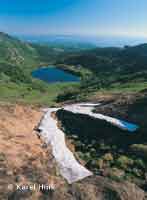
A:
[0,0,147,37]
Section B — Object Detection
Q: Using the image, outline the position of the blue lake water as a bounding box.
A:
[32,67,139,132]
[32,66,80,83]
[120,120,139,132]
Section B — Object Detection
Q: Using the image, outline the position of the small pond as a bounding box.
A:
[32,66,80,83]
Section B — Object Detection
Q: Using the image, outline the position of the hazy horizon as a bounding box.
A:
[0,0,147,39]
[14,33,147,47]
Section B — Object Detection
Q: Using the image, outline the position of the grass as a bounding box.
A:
[104,82,147,92]
[0,81,79,106]
[55,80,147,103]
[85,81,147,101]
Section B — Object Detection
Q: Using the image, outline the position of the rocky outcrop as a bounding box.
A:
[49,176,145,200]
[94,91,146,120]
[94,91,147,134]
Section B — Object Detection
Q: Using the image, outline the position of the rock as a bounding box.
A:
[54,176,145,200]
[102,167,125,179]
[96,158,104,169]
[103,153,114,162]
[94,92,147,134]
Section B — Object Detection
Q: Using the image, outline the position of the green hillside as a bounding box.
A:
[56,44,147,101]
[0,32,40,68]
[1,31,147,105]
[0,32,77,105]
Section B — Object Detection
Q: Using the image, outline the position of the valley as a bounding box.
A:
[0,32,147,199]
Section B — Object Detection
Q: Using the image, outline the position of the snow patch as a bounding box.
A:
[38,103,138,184]
[38,108,92,184]
[63,103,139,132]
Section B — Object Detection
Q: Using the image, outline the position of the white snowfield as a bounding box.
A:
[64,103,139,132]
[38,107,93,184]
[38,103,138,184]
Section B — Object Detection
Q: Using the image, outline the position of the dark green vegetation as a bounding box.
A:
[56,44,147,101]
[56,109,147,191]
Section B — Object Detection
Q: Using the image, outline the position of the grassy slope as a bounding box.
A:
[0,32,80,106]
[0,32,39,69]
[0,81,78,106]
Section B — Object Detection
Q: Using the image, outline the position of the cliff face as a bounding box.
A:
[0,104,145,200]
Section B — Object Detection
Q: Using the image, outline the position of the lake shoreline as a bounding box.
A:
[32,65,80,84]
